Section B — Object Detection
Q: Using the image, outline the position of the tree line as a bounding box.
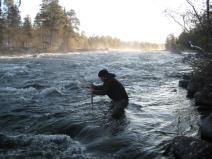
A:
[165,0,212,52]
[0,0,163,54]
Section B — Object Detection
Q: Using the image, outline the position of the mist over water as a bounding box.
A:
[0,51,199,159]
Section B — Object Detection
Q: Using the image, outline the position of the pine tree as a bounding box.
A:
[0,17,4,47]
[22,15,32,48]
[3,0,14,8]
[62,9,80,50]
[35,0,67,50]
[3,0,21,48]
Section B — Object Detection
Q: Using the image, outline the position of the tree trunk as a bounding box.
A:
[207,0,210,23]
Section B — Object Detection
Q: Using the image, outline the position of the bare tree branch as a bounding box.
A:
[164,9,190,32]
[182,14,187,29]
[185,0,203,26]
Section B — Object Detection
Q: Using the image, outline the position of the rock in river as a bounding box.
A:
[167,136,212,159]
[201,113,212,141]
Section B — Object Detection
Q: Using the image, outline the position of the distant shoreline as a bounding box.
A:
[0,48,107,57]
[0,47,166,58]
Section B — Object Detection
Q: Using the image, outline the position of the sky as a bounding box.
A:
[19,0,193,43]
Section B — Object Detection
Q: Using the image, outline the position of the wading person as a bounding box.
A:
[90,69,128,119]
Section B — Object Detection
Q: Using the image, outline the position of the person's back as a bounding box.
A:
[103,77,128,102]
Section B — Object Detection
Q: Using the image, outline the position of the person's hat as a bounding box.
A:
[98,69,116,78]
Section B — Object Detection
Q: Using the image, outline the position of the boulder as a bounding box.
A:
[187,81,202,98]
[179,80,189,89]
[0,134,17,149]
[201,113,212,141]
[167,136,212,159]
[194,91,212,108]
[182,74,192,80]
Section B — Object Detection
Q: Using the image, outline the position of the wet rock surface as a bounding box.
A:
[0,134,87,159]
[167,136,212,159]
[179,72,212,142]
[0,134,17,149]
[179,80,189,89]
[201,113,212,141]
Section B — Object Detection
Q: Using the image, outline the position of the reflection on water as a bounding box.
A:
[0,51,199,158]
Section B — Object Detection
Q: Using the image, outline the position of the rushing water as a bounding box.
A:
[0,51,200,159]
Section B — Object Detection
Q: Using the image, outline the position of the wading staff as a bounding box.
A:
[91,92,94,110]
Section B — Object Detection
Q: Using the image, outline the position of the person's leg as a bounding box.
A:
[112,99,128,119]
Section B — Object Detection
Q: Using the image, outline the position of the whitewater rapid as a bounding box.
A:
[0,51,199,159]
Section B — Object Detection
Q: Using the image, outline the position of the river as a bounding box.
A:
[0,51,199,159]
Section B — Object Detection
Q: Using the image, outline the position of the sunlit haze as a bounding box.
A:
[20,0,190,43]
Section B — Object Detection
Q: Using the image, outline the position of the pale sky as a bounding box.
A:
[19,0,192,43]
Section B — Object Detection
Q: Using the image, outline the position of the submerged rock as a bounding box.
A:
[0,134,88,159]
[0,134,17,149]
[167,136,212,159]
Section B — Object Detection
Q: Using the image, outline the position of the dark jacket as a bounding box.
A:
[93,77,128,101]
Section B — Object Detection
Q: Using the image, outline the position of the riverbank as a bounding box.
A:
[158,50,212,159]
[0,48,44,56]
[179,52,212,143]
